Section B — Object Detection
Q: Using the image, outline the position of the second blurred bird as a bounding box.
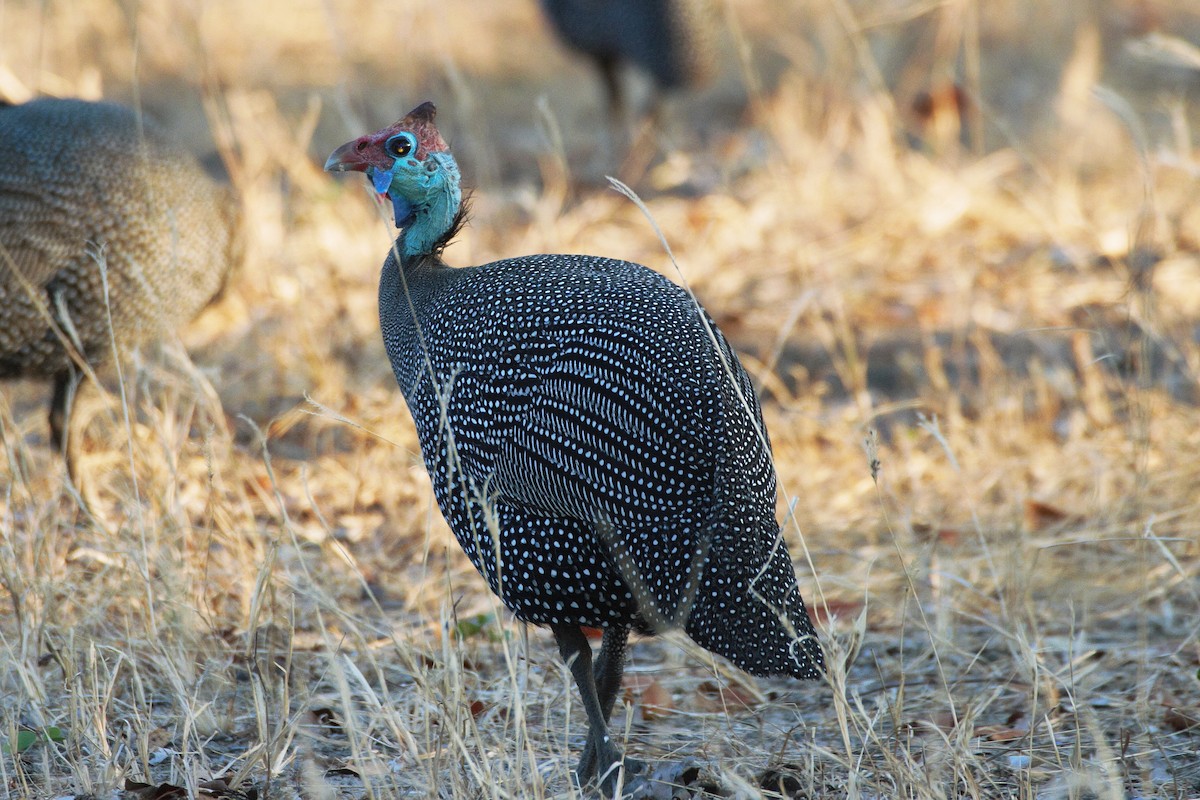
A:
[540,0,717,123]
[0,97,241,481]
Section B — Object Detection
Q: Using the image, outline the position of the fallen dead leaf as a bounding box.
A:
[1024,499,1076,532]
[622,674,674,721]
[122,778,255,800]
[810,598,864,625]
[695,679,758,712]
[975,725,1027,742]
[1163,704,1200,733]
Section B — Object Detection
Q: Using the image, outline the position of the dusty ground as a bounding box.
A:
[2,0,1199,798]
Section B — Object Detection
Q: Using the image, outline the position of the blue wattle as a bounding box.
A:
[367,165,415,227]
[370,166,392,195]
[390,195,414,227]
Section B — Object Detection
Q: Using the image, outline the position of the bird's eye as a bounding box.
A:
[385,133,416,159]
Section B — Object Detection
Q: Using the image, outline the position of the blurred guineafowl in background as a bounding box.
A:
[325,102,823,796]
[0,98,240,475]
[540,0,717,122]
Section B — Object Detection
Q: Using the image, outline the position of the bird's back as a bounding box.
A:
[380,252,822,678]
[0,98,239,379]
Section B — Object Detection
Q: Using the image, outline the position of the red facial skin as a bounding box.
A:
[324,101,449,174]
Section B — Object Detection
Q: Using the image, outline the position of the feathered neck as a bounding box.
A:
[389,151,463,260]
[397,202,470,269]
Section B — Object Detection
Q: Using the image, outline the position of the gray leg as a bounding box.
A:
[49,368,82,484]
[552,624,639,796]
[595,626,629,718]
[579,626,639,780]
[596,54,623,124]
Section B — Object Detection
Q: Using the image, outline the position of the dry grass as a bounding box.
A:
[2,0,1200,797]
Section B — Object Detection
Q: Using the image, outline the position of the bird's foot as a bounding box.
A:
[627,759,717,799]
[574,754,647,798]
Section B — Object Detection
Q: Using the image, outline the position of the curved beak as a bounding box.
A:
[324,138,369,173]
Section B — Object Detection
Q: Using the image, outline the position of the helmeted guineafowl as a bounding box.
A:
[540,0,716,120]
[325,102,823,796]
[0,98,240,472]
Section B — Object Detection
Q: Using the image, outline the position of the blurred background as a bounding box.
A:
[2,1,1199,797]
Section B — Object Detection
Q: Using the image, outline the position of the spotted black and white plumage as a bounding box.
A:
[381,252,820,676]
[326,102,822,796]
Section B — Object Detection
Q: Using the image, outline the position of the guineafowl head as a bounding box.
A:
[325,101,462,258]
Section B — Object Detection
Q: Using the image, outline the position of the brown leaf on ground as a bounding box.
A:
[641,679,674,721]
[1163,704,1200,732]
[975,725,1027,742]
[123,781,186,800]
[202,779,256,799]
[309,706,341,730]
[122,778,256,800]
[902,711,958,735]
[622,674,674,720]
[1024,499,1077,531]
[1005,709,1029,728]
[759,763,807,797]
[911,523,963,547]
[695,679,759,712]
[810,598,864,625]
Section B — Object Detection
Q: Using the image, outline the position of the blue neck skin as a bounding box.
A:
[369,152,462,261]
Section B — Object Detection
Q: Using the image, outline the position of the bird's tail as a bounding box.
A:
[683,514,824,680]
[684,331,824,679]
